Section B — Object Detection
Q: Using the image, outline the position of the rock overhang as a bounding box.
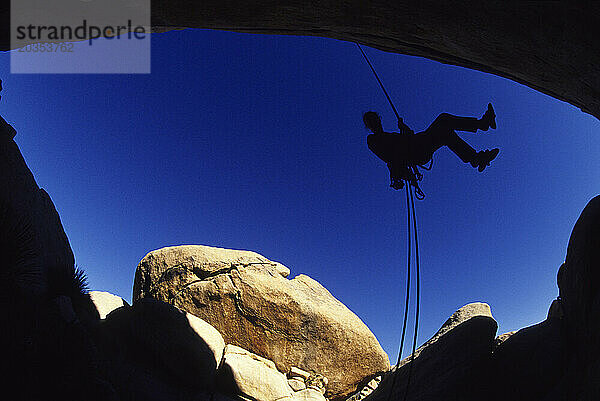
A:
[1,2,598,121]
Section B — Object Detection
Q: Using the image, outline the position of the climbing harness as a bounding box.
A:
[355,42,422,401]
[356,43,430,200]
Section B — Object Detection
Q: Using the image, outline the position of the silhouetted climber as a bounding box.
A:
[365,104,500,190]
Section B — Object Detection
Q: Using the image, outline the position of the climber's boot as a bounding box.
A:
[480,103,496,131]
[473,148,500,172]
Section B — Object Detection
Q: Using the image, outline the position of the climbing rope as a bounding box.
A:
[357,42,424,400]
[403,184,421,401]
[385,184,412,401]
[383,181,421,401]
[356,43,401,122]
[356,42,430,199]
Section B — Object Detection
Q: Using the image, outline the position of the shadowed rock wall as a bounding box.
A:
[2,2,598,121]
[0,122,74,300]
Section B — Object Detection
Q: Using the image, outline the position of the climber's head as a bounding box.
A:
[363,111,383,134]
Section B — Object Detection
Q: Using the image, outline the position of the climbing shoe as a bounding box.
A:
[475,148,499,172]
[480,103,496,130]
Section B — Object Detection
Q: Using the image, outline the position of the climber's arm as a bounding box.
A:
[397,118,415,135]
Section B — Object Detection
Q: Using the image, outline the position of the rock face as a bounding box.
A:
[0,118,74,302]
[97,298,224,399]
[559,196,600,332]
[358,197,600,401]
[0,116,108,400]
[364,303,497,401]
[458,197,600,401]
[2,3,599,121]
[346,377,381,401]
[158,2,600,121]
[133,245,390,400]
[294,388,327,401]
[90,291,129,319]
[488,316,565,401]
[92,295,331,401]
[555,195,600,399]
[218,344,295,401]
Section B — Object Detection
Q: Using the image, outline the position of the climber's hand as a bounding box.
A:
[397,117,403,130]
[397,118,414,135]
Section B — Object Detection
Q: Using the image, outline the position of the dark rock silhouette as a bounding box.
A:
[488,314,565,400]
[96,298,220,401]
[359,197,600,401]
[0,126,74,302]
[362,303,497,401]
[0,109,112,400]
[2,3,597,120]
[555,196,600,400]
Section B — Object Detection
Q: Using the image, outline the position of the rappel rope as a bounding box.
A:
[383,182,421,401]
[356,42,430,200]
[356,42,402,123]
[354,42,422,401]
[384,184,412,401]
[403,183,421,401]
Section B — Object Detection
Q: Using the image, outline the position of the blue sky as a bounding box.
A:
[1,29,599,362]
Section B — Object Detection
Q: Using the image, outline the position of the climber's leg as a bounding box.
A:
[442,131,499,171]
[427,104,496,133]
[443,130,478,163]
[427,113,482,133]
[413,128,476,164]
